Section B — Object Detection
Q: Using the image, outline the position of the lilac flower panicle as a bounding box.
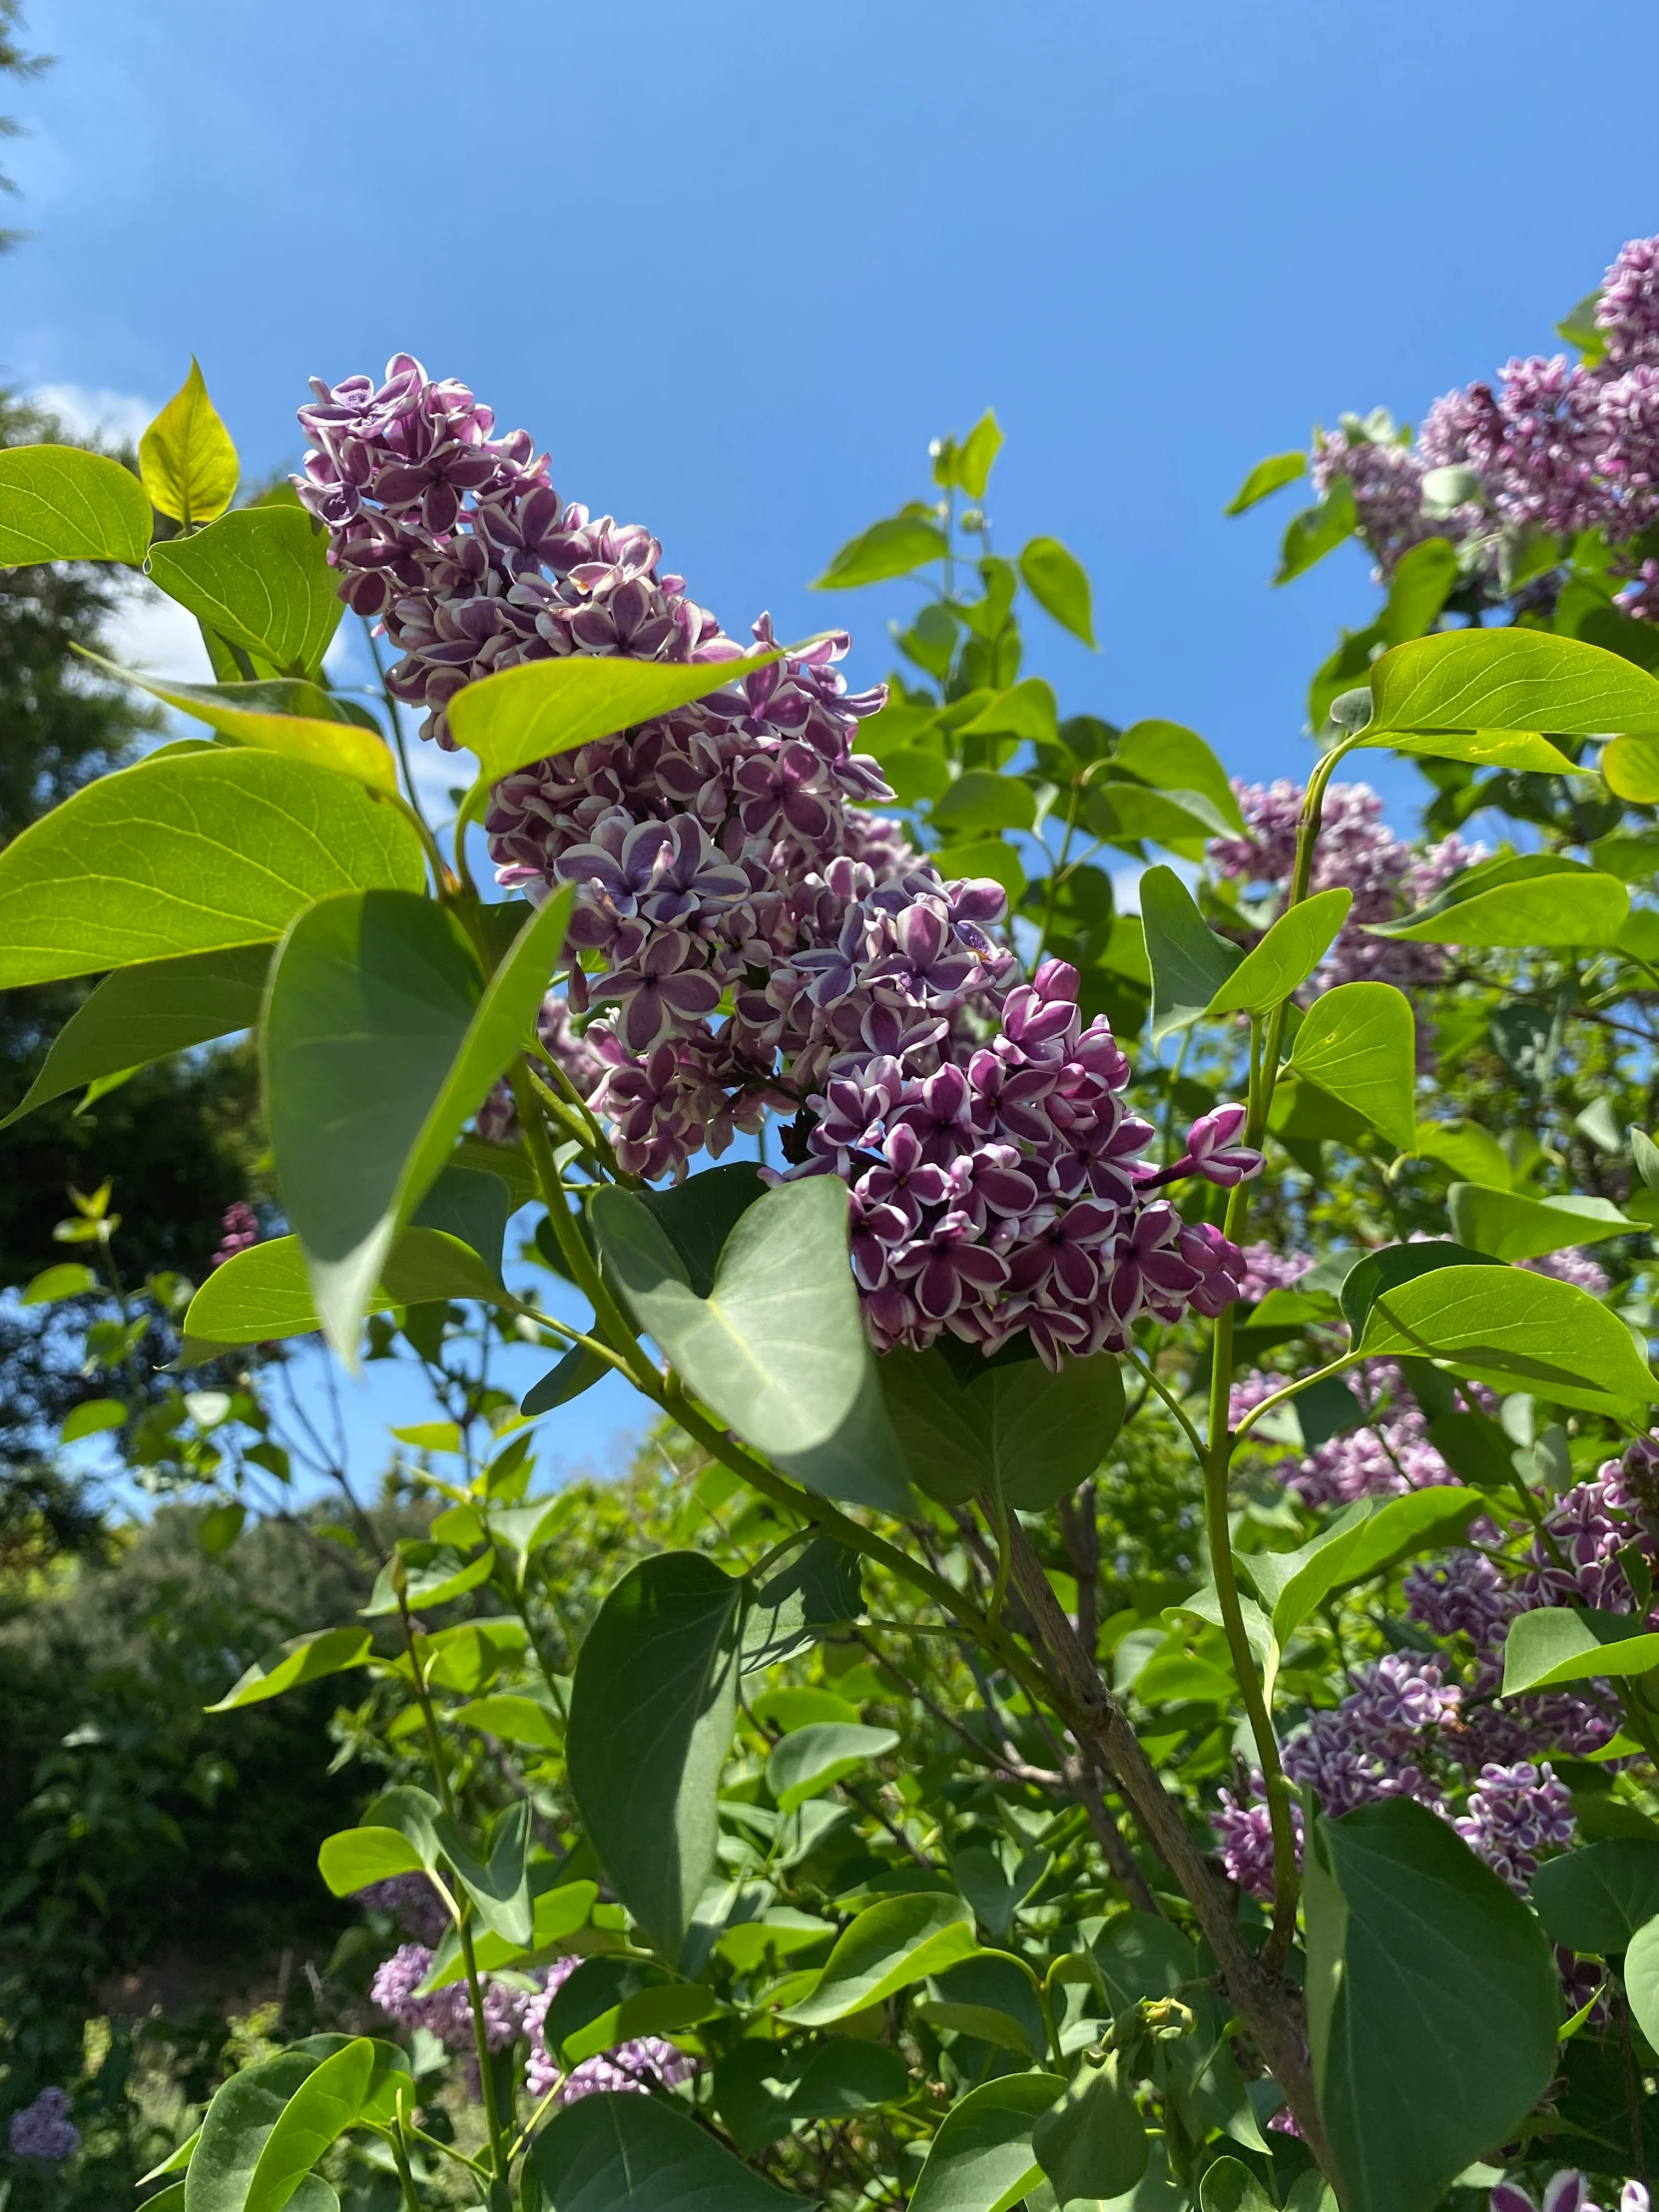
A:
[299,359,1251,1369]
[357,1873,448,1946]
[1455,1762,1575,1891]
[1518,1247,1610,1298]
[1238,1245,1314,1302]
[8,2087,79,2162]
[211,1201,261,1270]
[370,1943,530,2053]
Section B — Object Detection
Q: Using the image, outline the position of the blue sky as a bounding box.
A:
[14,0,1659,1493]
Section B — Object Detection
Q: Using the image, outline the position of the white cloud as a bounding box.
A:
[30,380,155,448]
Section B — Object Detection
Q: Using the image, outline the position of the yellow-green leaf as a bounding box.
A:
[139,359,240,527]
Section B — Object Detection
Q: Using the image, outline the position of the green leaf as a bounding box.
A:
[0,749,426,989]
[591,1178,910,1514]
[316,1826,427,1898]
[1033,2056,1149,2206]
[1287,982,1415,1150]
[638,1162,768,1296]
[1139,864,1242,1044]
[1274,476,1358,584]
[908,2072,1067,2212]
[1112,721,1245,833]
[1086,781,1232,848]
[882,746,952,806]
[139,359,240,527]
[361,1542,495,1617]
[179,1229,513,1358]
[1305,1799,1559,2212]
[1225,449,1306,516]
[1206,888,1352,1017]
[264,885,571,1361]
[2,944,270,1126]
[1019,536,1095,647]
[20,1261,97,1304]
[450,1693,562,1750]
[244,2037,372,2212]
[953,411,1004,499]
[60,1397,126,1443]
[81,652,397,795]
[1530,1841,1659,1953]
[782,1892,978,2025]
[1626,1913,1659,2052]
[813,514,948,589]
[567,1552,743,1957]
[148,508,342,679]
[932,770,1038,835]
[183,2052,318,2212]
[1358,1262,1656,1416]
[1198,2155,1275,2212]
[1446,1182,1635,1263]
[411,1162,511,1280]
[1602,732,1659,802]
[1368,625,1659,738]
[432,1800,532,1946]
[1092,1912,1198,2008]
[521,1343,609,1414]
[766,1722,899,1813]
[955,678,1060,746]
[1370,853,1628,949]
[742,1537,863,1671]
[879,1345,1125,1509]
[206,1627,373,1713]
[1501,1606,1659,1694]
[1362,727,1578,774]
[286,2036,411,2128]
[447,645,788,784]
[1243,1488,1483,1640]
[1379,536,1461,649]
[713,2039,909,2156]
[0,443,152,565]
[1410,1120,1512,1186]
[529,2089,803,2212]
[934,835,1026,902]
[1338,1240,1500,1339]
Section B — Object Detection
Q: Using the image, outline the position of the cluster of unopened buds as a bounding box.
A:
[297,357,1260,1368]
[1314,230,1659,622]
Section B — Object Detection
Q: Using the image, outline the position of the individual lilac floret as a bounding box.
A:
[1455,1762,1576,1891]
[1151,1104,1264,1191]
[8,2087,79,2162]
[524,1957,697,2105]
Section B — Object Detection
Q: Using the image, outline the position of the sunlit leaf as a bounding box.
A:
[149,507,343,678]
[0,443,152,565]
[1019,535,1095,646]
[139,359,240,526]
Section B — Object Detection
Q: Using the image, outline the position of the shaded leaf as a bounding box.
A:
[880,1344,1125,1509]
[1530,1841,1659,1953]
[244,2038,372,2212]
[766,1723,899,1813]
[909,2072,1067,2212]
[183,2053,318,2212]
[529,2089,803,2212]
[567,1553,744,1958]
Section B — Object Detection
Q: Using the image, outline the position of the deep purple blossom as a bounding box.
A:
[1455,1762,1576,1890]
[211,1201,261,1270]
[357,1873,447,1945]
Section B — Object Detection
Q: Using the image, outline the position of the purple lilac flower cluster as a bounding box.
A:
[1210,778,1481,994]
[524,1956,696,2106]
[1492,2175,1651,2212]
[210,1201,261,1270]
[1314,232,1659,613]
[1216,1434,1659,1899]
[1236,1244,1314,1302]
[370,1942,532,2054]
[297,359,1256,1367]
[8,2087,79,2162]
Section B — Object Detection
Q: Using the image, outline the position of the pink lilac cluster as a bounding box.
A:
[356,1873,448,1945]
[370,1942,531,2054]
[524,1956,696,2106]
[1315,233,1659,614]
[210,1201,261,1270]
[1209,779,1481,995]
[1493,2177,1651,2212]
[8,2087,79,2162]
[298,359,1256,1366]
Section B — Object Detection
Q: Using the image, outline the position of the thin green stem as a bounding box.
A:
[982,1472,1012,1629]
[388,2113,424,2211]
[1123,1349,1206,1460]
[1232,1352,1368,1444]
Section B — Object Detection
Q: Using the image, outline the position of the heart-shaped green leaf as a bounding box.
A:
[139,359,240,527]
[1531,1841,1659,1953]
[0,443,152,565]
[149,507,343,678]
[1288,981,1416,1149]
[908,2072,1067,2212]
[591,1177,910,1513]
[1140,863,1243,1043]
[879,1344,1124,1509]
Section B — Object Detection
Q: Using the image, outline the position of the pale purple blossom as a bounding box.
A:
[1519,1248,1610,1298]
[1238,1245,1314,1302]
[370,1942,530,2053]
[8,2088,79,2162]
